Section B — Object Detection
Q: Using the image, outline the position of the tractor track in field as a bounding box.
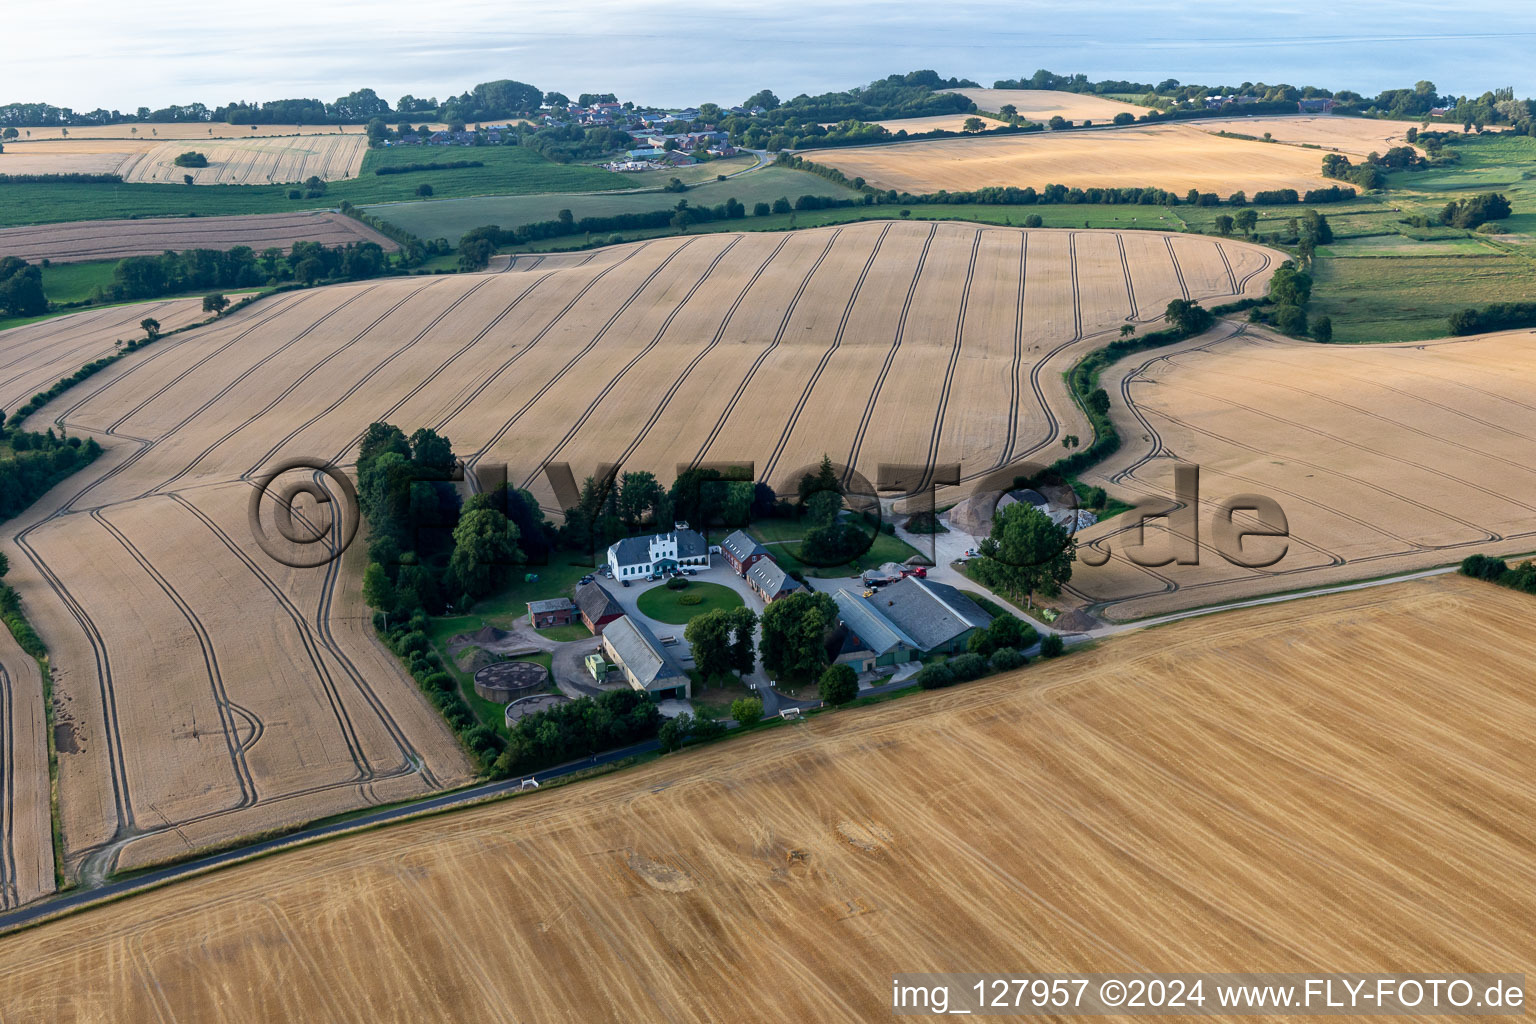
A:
[233,276,494,483]
[520,235,745,485]
[159,276,467,494]
[172,493,437,789]
[437,243,657,442]
[690,228,846,471]
[608,234,795,471]
[329,266,562,466]
[759,221,897,486]
[465,238,702,475]
[89,509,259,810]
[841,223,938,484]
[911,228,983,491]
[69,288,378,510]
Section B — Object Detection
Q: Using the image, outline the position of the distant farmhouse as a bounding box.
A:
[746,557,805,604]
[606,525,711,580]
[601,615,690,700]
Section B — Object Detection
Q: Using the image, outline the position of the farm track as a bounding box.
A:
[1,222,1276,902]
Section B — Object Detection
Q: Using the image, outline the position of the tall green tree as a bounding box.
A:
[446,507,522,598]
[818,662,858,705]
[973,503,1075,608]
[760,591,836,683]
[618,470,665,529]
[727,606,758,674]
[684,609,734,681]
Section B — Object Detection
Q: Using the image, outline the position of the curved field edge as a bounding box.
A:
[1064,323,1536,621]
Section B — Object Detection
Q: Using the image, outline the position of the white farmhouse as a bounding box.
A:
[606,524,711,580]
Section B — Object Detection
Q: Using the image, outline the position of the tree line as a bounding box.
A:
[100,240,393,303]
[1448,300,1536,335]
[0,421,102,522]
[0,79,546,129]
[1461,553,1536,596]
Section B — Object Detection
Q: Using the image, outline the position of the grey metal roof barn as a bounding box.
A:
[874,577,993,651]
[601,615,687,692]
[832,589,919,656]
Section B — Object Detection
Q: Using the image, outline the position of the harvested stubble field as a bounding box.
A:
[3,574,1534,1021]
[859,113,1006,134]
[1,133,370,184]
[1068,324,1536,620]
[0,625,52,911]
[0,222,1271,891]
[800,123,1334,198]
[0,139,158,176]
[0,211,397,265]
[0,297,212,413]
[120,135,370,185]
[1192,114,1424,157]
[949,88,1152,123]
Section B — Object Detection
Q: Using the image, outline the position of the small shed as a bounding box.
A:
[528,597,575,629]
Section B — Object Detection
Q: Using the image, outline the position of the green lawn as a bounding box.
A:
[0,146,632,229]
[687,670,755,719]
[1311,251,1536,343]
[762,529,925,579]
[364,165,860,244]
[535,622,592,642]
[421,559,593,735]
[635,580,744,624]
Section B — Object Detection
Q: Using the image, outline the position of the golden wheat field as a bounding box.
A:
[1192,114,1424,157]
[0,222,1273,890]
[0,134,368,183]
[950,88,1152,123]
[2,574,1533,1022]
[0,624,52,911]
[120,135,370,184]
[858,112,1006,134]
[0,297,214,414]
[0,211,398,265]
[1067,324,1536,620]
[0,139,159,177]
[801,123,1335,197]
